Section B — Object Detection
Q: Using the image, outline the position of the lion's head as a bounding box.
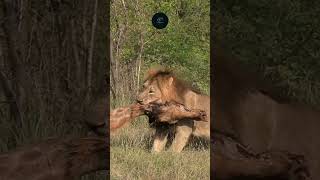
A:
[136,67,200,105]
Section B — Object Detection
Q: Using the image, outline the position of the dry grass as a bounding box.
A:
[110,117,210,180]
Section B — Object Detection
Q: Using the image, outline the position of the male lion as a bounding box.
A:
[136,68,210,152]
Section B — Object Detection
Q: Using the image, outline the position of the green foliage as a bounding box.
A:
[143,0,210,92]
[214,0,320,105]
[111,0,210,94]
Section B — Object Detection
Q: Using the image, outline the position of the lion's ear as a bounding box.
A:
[168,77,174,86]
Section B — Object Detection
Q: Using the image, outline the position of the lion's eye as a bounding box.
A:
[143,81,149,88]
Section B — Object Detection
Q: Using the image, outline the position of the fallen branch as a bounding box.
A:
[110,103,145,130]
[145,101,207,124]
[212,133,310,180]
[0,137,107,180]
[110,101,207,132]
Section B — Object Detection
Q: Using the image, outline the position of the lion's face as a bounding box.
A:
[136,76,174,105]
[136,80,164,105]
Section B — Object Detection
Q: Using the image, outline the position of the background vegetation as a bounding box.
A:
[0,0,107,179]
[110,0,210,106]
[214,0,320,106]
[110,0,210,179]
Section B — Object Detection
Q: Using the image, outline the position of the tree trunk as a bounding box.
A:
[87,0,99,102]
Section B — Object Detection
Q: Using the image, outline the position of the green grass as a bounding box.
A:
[110,117,210,180]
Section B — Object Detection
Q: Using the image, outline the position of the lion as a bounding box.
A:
[212,47,320,179]
[136,67,210,152]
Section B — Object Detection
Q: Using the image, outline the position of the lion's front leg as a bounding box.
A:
[152,127,169,153]
[169,120,193,153]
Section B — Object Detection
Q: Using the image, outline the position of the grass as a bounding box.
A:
[110,116,210,180]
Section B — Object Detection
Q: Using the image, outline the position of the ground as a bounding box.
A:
[110,117,210,180]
